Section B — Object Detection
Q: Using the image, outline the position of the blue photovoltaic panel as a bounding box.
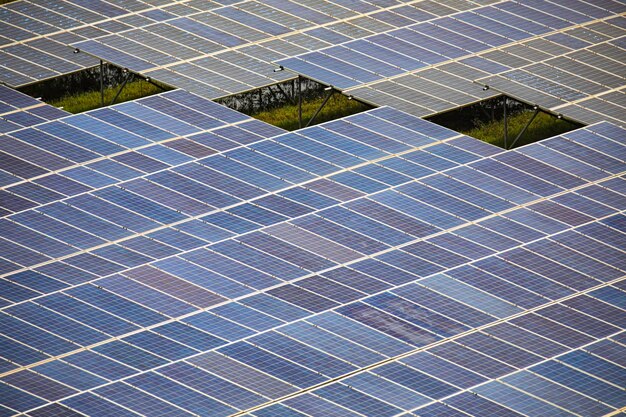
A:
[0,103,625,416]
[1,0,626,413]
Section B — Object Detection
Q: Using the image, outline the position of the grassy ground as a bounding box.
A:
[460,110,578,149]
[45,79,575,148]
[47,79,166,114]
[252,93,370,131]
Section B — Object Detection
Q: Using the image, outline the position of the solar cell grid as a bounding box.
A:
[2,2,626,409]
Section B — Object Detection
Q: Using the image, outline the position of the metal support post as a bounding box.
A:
[478,104,491,121]
[503,97,508,149]
[298,76,303,129]
[110,70,131,105]
[508,107,540,149]
[267,84,279,104]
[258,88,263,110]
[305,88,334,128]
[99,60,104,107]
[274,84,295,105]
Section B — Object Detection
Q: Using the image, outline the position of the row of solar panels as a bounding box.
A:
[278,1,626,121]
[478,35,626,126]
[345,16,626,118]
[3,170,625,308]
[0,106,469,276]
[4,103,624,278]
[4,275,626,416]
[72,0,496,99]
[241,332,626,417]
[1,105,625,415]
[1,103,624,296]
[0,85,69,134]
[0,0,493,88]
[0,88,285,219]
[0,0,241,86]
[279,2,625,87]
[2,190,626,415]
[2,157,625,318]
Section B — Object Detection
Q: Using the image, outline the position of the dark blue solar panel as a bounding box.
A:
[39,293,136,337]
[1,46,625,417]
[308,312,413,357]
[314,383,402,417]
[181,248,280,289]
[182,312,255,342]
[338,301,441,347]
[561,348,626,385]
[252,331,357,378]
[423,274,522,318]
[511,314,595,349]
[219,341,328,388]
[34,361,106,391]
[532,360,626,407]
[445,391,525,417]
[132,371,236,415]
[458,331,543,368]
[430,341,517,379]
[375,361,459,399]
[448,265,546,308]
[394,283,495,328]
[160,362,264,411]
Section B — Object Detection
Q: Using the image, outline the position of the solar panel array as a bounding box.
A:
[277,1,626,125]
[0,0,244,87]
[0,85,69,134]
[1,99,626,416]
[0,0,498,95]
[1,0,626,416]
[477,32,626,126]
[0,88,284,219]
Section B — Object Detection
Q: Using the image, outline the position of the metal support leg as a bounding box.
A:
[267,84,279,104]
[305,88,334,128]
[110,71,131,105]
[479,104,491,121]
[100,60,104,107]
[508,107,540,149]
[259,88,263,110]
[503,97,508,149]
[274,83,295,105]
[298,76,303,129]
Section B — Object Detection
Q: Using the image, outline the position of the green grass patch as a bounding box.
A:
[460,110,579,149]
[252,93,370,131]
[47,79,167,114]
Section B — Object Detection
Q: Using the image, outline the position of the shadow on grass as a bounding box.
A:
[461,110,582,149]
[251,93,371,131]
[46,79,169,114]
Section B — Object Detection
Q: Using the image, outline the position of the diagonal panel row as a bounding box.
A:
[3,194,624,416]
[0,108,625,416]
[278,0,626,120]
[0,88,283,218]
[0,85,69,136]
[0,0,495,92]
